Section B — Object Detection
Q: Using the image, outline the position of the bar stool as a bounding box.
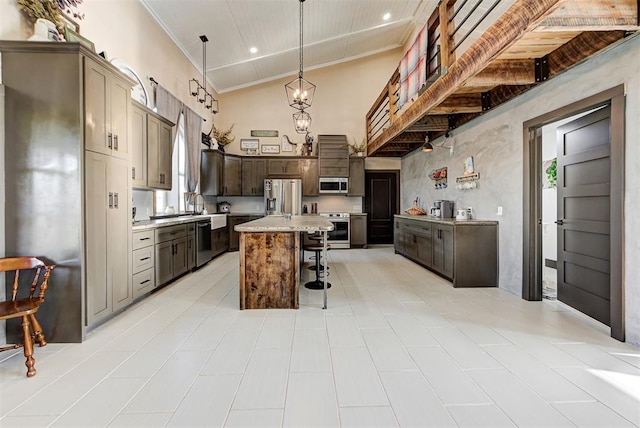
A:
[307,233,327,272]
[303,242,331,290]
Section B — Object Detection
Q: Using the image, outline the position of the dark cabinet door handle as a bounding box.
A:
[140,256,151,261]
[132,167,136,179]
[140,279,150,285]
[140,237,150,241]
[107,132,113,149]
[114,192,119,209]
[114,134,119,150]
[555,219,564,225]
[108,192,113,209]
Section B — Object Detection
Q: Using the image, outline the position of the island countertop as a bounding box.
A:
[234,215,334,232]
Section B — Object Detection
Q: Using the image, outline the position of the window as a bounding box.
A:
[155,111,186,213]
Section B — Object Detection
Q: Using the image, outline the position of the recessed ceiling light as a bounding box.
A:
[383,12,391,21]
[249,47,258,54]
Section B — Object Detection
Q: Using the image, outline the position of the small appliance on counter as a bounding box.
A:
[430,200,454,218]
[456,209,469,220]
[217,201,231,213]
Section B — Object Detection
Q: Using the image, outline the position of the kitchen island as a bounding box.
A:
[235,215,334,310]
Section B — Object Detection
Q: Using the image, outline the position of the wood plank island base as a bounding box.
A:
[235,216,334,309]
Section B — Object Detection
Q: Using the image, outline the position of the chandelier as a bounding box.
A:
[190,35,219,114]
[293,110,311,134]
[285,0,315,131]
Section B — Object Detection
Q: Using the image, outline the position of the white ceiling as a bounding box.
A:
[141,0,438,93]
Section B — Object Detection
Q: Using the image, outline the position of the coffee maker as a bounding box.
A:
[430,200,454,218]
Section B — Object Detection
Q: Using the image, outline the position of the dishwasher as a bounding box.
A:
[196,218,213,267]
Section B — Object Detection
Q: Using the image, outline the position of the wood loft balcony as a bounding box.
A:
[366,0,639,157]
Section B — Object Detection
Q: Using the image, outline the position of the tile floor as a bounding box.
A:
[1,247,639,427]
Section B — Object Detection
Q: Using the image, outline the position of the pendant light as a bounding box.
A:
[293,110,311,134]
[285,0,316,111]
[190,35,219,114]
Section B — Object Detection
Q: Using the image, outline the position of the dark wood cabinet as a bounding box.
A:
[224,155,242,196]
[211,227,229,258]
[394,216,497,287]
[432,224,454,278]
[350,214,367,248]
[348,157,365,196]
[242,158,267,196]
[200,150,224,196]
[154,224,188,286]
[267,158,300,176]
[300,158,319,196]
[228,215,263,251]
[318,140,349,177]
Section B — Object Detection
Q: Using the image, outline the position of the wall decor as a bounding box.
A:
[110,58,148,107]
[456,172,480,190]
[428,167,448,189]
[64,27,95,52]
[261,144,280,154]
[281,135,294,152]
[240,138,259,151]
[251,130,279,138]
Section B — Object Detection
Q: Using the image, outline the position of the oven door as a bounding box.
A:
[326,219,350,249]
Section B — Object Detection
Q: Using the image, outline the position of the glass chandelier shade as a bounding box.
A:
[293,110,311,134]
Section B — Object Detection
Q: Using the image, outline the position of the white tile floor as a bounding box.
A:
[1,247,639,427]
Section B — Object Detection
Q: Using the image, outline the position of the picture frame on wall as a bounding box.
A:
[261,144,280,154]
[240,138,260,151]
[64,27,95,52]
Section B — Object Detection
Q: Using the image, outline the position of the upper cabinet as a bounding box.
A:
[348,157,365,196]
[147,113,174,190]
[223,155,243,196]
[242,158,267,196]
[318,135,349,177]
[267,158,301,176]
[300,158,319,196]
[131,103,147,187]
[131,101,174,190]
[200,150,224,196]
[84,57,131,160]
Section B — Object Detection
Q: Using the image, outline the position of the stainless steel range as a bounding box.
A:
[320,213,350,249]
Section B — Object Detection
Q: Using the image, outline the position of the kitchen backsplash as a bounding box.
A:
[132,189,154,221]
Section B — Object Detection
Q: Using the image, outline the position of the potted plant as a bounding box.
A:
[349,137,367,157]
[17,0,84,37]
[209,123,235,152]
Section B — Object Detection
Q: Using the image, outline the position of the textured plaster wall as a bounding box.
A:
[401,34,640,344]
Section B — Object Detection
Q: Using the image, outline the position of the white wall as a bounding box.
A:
[401,34,640,345]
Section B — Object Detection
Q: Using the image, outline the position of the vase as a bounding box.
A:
[29,19,60,42]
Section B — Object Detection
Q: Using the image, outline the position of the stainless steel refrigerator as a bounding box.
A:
[264,179,302,216]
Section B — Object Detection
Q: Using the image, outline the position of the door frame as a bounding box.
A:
[364,169,400,244]
[522,85,625,341]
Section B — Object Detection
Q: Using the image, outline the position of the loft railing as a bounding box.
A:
[366,0,508,147]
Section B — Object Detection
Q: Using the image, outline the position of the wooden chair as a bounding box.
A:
[0,257,55,377]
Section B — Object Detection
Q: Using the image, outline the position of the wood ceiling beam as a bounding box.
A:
[409,115,449,132]
[390,132,427,144]
[546,30,626,78]
[431,94,483,114]
[368,0,565,156]
[537,0,639,32]
[464,60,536,87]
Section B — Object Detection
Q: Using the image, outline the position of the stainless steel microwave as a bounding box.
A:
[319,177,348,194]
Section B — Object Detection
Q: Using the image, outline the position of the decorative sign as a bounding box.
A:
[251,130,279,138]
[240,138,259,150]
[261,144,280,154]
[281,135,293,152]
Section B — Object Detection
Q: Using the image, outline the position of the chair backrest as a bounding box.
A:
[0,257,56,302]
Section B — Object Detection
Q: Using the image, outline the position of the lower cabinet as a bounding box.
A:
[229,215,262,251]
[132,229,156,299]
[350,214,367,248]
[155,224,189,286]
[212,226,229,257]
[186,222,196,271]
[394,215,497,287]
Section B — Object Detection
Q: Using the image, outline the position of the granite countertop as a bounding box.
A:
[235,215,334,232]
[394,214,497,225]
[132,214,213,231]
[227,212,265,217]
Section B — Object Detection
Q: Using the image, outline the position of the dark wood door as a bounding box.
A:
[365,171,399,244]
[557,106,611,326]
